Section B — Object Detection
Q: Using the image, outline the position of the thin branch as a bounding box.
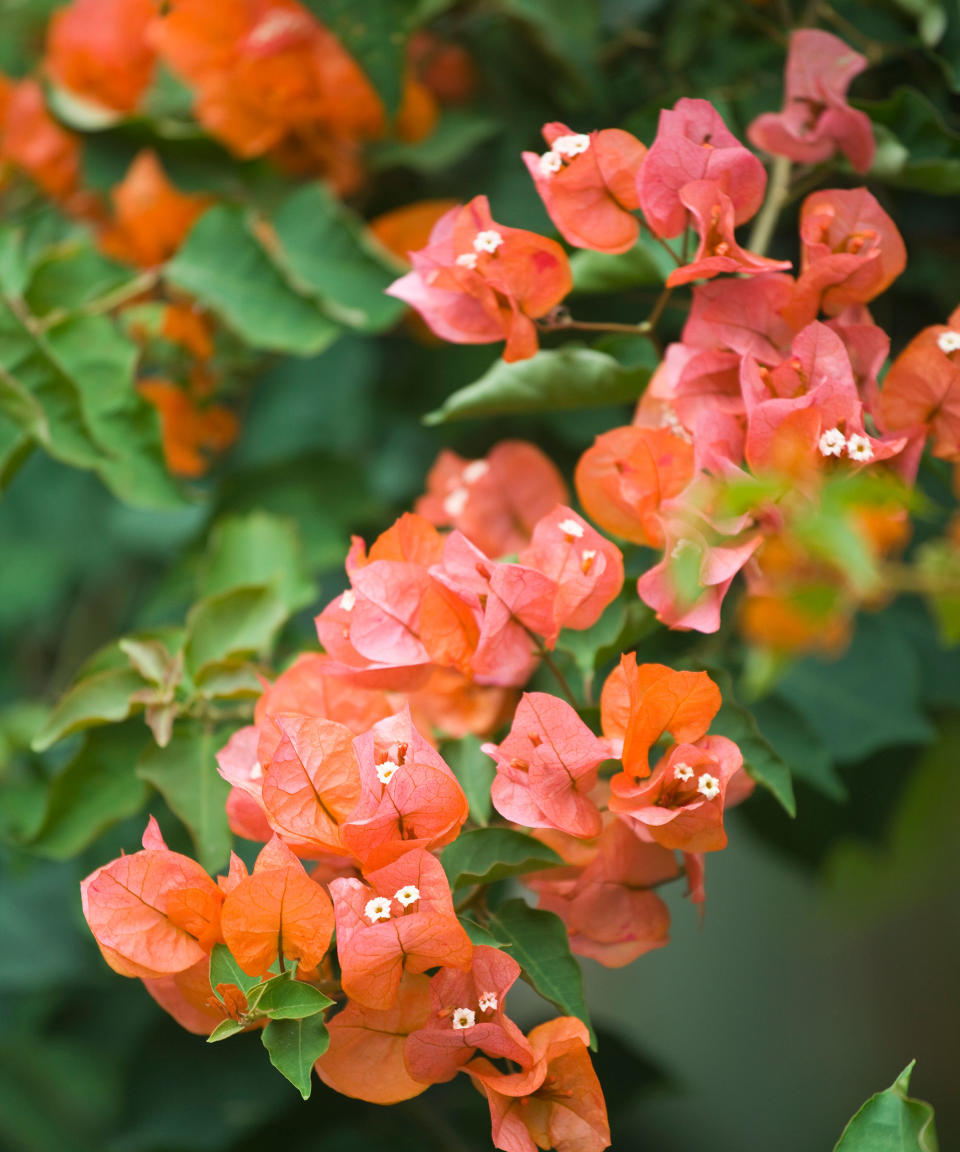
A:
[537,316,652,336]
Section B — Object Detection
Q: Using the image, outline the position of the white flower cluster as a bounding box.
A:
[364,885,421,923]
[537,132,591,178]
[818,427,874,462]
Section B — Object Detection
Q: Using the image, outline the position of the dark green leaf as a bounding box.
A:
[442,828,563,889]
[27,724,149,857]
[165,206,340,356]
[834,1061,939,1151]
[750,695,847,803]
[270,184,406,332]
[184,584,288,679]
[136,724,232,872]
[487,899,594,1045]
[31,667,148,752]
[369,108,501,172]
[254,976,334,1021]
[864,87,960,195]
[424,347,649,425]
[261,1015,330,1100]
[443,734,495,826]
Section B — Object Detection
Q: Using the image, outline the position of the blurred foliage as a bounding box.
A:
[1,0,959,1148]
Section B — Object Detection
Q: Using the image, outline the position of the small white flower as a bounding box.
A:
[538,150,563,177]
[673,763,694,782]
[937,330,960,354]
[697,773,720,800]
[473,230,504,254]
[443,487,469,518]
[552,133,590,158]
[818,427,846,457]
[478,992,498,1013]
[340,589,356,612]
[455,252,478,270]
[365,897,393,923]
[377,759,400,785]
[394,885,420,907]
[558,517,585,538]
[582,548,597,563]
[462,460,490,484]
[846,433,874,462]
[452,1007,476,1030]
[250,760,264,781]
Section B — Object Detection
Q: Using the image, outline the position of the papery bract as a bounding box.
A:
[219,836,335,977]
[748,29,874,172]
[404,946,533,1083]
[523,123,646,254]
[331,848,472,1010]
[485,692,609,838]
[81,817,223,980]
[316,974,433,1103]
[637,98,766,238]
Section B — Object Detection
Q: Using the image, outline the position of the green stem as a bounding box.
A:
[748,154,792,257]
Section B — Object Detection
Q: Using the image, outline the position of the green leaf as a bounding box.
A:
[26,723,150,857]
[261,1015,330,1100]
[570,239,673,293]
[442,828,563,889]
[369,107,501,172]
[184,584,288,680]
[210,943,260,997]
[834,1061,939,1151]
[206,1019,247,1044]
[165,206,340,356]
[487,899,594,1046]
[24,241,138,316]
[443,734,495,826]
[864,87,960,195]
[192,661,265,700]
[459,916,510,949]
[708,676,796,817]
[31,667,148,752]
[254,976,334,1021]
[424,346,649,425]
[0,412,33,494]
[750,695,847,803]
[198,512,316,617]
[270,184,406,332]
[780,614,935,764]
[136,724,232,872]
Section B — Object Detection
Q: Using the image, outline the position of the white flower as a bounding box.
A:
[846,433,874,462]
[250,760,264,781]
[538,150,563,176]
[552,133,590,158]
[452,1007,476,1030]
[443,487,469,518]
[478,992,498,1013]
[473,230,504,254]
[673,763,694,782]
[377,759,400,785]
[697,773,720,800]
[455,252,478,270]
[394,885,420,907]
[558,517,585,538]
[340,589,356,612]
[937,330,960,354]
[462,460,490,484]
[365,897,393,923]
[581,548,597,563]
[818,427,846,457]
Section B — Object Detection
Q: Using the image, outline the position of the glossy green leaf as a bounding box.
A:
[834,1061,939,1151]
[487,899,594,1045]
[184,584,288,679]
[31,667,147,752]
[136,724,232,872]
[254,976,334,1021]
[165,206,340,356]
[206,1019,246,1044]
[261,1015,330,1100]
[271,184,406,332]
[442,828,563,889]
[26,723,149,857]
[443,734,495,826]
[424,346,649,425]
[459,916,510,949]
